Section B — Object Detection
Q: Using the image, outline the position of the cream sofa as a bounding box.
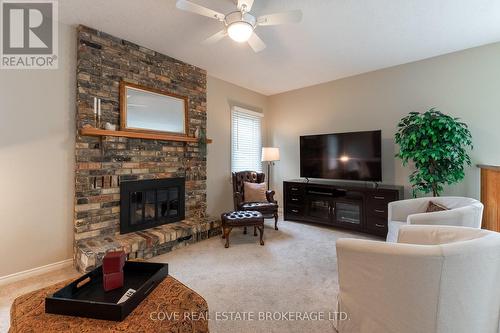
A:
[386,196,483,242]
[335,225,500,333]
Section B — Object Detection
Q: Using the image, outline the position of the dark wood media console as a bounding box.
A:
[283,179,404,237]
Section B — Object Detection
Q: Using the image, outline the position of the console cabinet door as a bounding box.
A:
[333,200,363,230]
[306,196,333,223]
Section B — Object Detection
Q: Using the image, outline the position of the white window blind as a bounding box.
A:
[231,106,263,173]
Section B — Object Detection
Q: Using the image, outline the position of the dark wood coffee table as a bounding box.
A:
[221,211,264,248]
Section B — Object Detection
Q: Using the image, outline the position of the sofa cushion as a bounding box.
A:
[243,182,267,202]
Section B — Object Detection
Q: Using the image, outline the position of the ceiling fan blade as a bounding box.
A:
[237,0,254,12]
[257,10,303,26]
[248,33,266,53]
[202,30,227,44]
[176,0,225,21]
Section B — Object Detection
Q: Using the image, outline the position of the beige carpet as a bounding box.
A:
[0,218,374,333]
[150,218,374,333]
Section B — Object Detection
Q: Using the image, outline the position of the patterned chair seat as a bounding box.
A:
[220,211,264,248]
[221,211,264,226]
[240,202,278,214]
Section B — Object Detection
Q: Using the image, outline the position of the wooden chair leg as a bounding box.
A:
[258,225,264,246]
[254,226,257,236]
[274,212,279,230]
[224,227,232,248]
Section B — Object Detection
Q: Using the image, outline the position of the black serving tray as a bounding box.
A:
[45,261,168,321]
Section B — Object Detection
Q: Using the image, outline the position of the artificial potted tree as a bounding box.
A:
[395,108,473,197]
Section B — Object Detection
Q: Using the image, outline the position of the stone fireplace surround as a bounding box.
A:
[74,25,220,272]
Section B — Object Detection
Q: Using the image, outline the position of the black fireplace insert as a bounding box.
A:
[120,178,185,234]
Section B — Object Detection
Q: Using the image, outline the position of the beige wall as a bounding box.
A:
[0,23,76,277]
[206,76,269,216]
[268,42,500,204]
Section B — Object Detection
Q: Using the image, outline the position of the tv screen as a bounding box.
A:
[300,130,382,182]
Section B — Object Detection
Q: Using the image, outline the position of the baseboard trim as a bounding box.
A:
[0,259,73,287]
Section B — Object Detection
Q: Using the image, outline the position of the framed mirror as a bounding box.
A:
[120,82,188,135]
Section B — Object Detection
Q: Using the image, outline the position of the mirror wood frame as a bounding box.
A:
[120,81,189,136]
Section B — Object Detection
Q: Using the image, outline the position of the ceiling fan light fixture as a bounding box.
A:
[227,21,254,43]
[176,0,302,52]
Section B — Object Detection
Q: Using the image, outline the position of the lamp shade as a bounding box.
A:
[262,147,280,162]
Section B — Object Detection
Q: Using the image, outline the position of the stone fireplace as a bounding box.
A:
[120,178,185,234]
[73,26,221,272]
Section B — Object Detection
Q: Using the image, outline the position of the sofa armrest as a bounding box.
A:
[407,204,483,228]
[266,190,277,204]
[336,238,443,332]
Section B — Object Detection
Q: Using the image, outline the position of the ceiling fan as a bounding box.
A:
[175,0,302,52]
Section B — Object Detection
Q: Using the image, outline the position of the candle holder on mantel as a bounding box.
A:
[93,97,102,129]
[104,122,117,131]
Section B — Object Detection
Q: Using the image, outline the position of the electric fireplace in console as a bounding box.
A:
[120,178,185,234]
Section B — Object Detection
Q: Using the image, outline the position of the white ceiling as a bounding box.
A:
[60,0,500,95]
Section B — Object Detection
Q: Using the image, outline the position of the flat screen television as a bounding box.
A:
[300,130,382,182]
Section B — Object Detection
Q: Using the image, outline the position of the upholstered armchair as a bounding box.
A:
[232,171,279,230]
[386,196,483,242]
[335,225,500,333]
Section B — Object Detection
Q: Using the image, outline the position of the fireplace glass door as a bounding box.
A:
[121,178,185,234]
[130,191,144,226]
[157,188,180,220]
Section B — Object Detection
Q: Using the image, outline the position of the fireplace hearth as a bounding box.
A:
[120,178,185,234]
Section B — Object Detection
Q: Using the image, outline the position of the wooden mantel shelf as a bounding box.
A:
[80,128,212,143]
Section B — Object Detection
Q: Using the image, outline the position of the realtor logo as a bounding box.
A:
[1,0,58,69]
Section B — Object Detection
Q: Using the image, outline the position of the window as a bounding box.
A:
[231,106,263,173]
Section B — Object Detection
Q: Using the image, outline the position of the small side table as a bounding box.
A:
[221,211,264,248]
